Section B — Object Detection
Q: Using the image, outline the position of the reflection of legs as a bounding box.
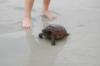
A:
[22,0,34,28]
[43,0,56,20]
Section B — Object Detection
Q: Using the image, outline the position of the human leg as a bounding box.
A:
[43,0,56,20]
[22,0,34,28]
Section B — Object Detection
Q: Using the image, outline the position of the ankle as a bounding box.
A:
[24,14,32,18]
[43,9,50,13]
[23,16,32,19]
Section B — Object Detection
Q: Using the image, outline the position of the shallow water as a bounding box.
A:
[0,0,100,66]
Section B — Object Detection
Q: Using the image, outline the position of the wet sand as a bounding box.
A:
[0,0,100,66]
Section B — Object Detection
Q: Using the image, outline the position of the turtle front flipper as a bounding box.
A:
[51,35,56,46]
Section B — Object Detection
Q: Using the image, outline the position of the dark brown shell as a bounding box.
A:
[43,24,69,40]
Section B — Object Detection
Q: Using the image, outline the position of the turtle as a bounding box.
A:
[39,24,69,46]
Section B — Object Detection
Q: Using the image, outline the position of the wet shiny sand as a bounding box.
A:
[0,0,100,66]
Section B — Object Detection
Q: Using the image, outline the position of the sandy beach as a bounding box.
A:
[0,0,100,66]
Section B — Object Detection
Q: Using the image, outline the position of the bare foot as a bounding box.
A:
[22,17,32,28]
[43,11,56,20]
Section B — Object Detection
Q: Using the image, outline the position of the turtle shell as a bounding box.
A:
[42,24,69,40]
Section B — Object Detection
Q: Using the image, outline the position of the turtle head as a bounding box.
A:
[42,29,56,46]
[42,29,52,39]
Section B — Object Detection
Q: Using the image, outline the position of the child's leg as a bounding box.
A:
[43,0,56,19]
[43,0,50,11]
[22,0,34,28]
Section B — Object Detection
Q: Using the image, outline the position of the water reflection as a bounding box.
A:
[23,27,39,51]
[41,15,50,27]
